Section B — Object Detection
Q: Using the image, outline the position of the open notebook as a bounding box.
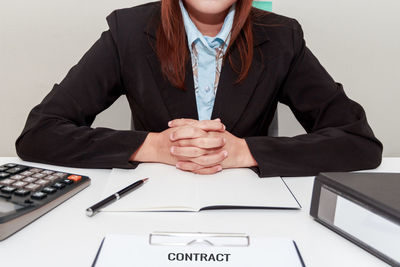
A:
[99,163,301,212]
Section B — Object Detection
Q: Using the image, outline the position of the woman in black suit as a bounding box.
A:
[16,0,382,177]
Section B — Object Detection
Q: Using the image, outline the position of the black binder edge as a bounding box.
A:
[309,177,322,218]
[91,237,106,267]
[315,173,400,222]
[293,241,306,267]
[311,174,400,228]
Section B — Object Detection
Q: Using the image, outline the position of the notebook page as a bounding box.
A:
[197,168,300,209]
[100,164,200,212]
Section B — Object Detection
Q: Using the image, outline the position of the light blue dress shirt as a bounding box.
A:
[179,1,235,120]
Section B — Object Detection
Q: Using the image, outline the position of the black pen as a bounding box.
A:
[86,178,149,217]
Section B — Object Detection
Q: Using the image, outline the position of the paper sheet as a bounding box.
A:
[93,234,304,267]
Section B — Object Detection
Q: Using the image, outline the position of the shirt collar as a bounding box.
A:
[179,0,235,51]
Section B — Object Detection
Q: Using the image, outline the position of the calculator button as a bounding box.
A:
[0,172,10,178]
[44,175,59,182]
[32,173,46,179]
[6,168,20,174]
[23,177,38,183]
[68,175,82,182]
[13,181,28,188]
[61,179,74,185]
[21,171,34,176]
[25,183,41,191]
[54,172,68,178]
[31,192,47,200]
[4,164,17,168]
[0,167,9,172]
[41,170,54,175]
[1,186,17,194]
[6,166,28,174]
[42,187,57,194]
[29,168,43,173]
[35,179,50,187]
[0,179,15,186]
[14,189,31,196]
[52,182,65,189]
[10,174,25,180]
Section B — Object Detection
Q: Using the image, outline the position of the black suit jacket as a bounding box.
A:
[16,1,383,177]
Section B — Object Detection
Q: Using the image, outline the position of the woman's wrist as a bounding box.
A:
[130,132,159,162]
[235,138,258,168]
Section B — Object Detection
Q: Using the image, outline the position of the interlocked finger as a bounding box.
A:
[175,161,204,171]
[189,150,228,167]
[169,118,225,132]
[170,146,208,158]
[194,165,223,175]
[176,161,222,175]
[170,126,208,141]
[176,137,226,149]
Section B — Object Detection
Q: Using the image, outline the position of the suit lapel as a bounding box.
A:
[146,53,198,120]
[211,20,270,131]
[211,46,265,132]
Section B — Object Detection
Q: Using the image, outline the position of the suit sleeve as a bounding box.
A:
[245,19,383,177]
[15,12,148,169]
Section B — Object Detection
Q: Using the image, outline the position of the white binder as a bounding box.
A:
[92,232,305,267]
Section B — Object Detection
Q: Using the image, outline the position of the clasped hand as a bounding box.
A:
[131,118,257,174]
[166,118,256,174]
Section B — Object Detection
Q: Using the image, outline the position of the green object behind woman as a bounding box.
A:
[252,1,272,11]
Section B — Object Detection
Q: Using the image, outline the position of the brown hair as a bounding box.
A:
[156,0,254,90]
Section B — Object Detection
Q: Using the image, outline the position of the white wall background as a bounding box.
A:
[1,0,399,157]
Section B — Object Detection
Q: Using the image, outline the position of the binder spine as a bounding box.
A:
[309,178,323,219]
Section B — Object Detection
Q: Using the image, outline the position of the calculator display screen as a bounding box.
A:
[0,199,24,214]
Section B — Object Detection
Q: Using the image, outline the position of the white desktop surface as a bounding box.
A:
[1,157,398,267]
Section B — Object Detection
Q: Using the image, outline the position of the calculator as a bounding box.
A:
[0,163,90,240]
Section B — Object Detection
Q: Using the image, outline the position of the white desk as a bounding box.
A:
[1,157,398,267]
